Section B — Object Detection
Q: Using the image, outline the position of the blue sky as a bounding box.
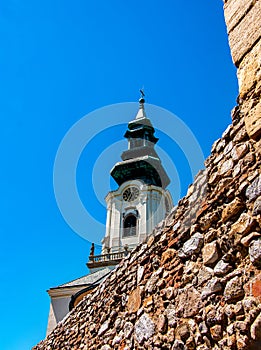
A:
[0,1,238,349]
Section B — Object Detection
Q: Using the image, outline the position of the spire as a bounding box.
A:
[135,89,147,120]
[110,91,170,189]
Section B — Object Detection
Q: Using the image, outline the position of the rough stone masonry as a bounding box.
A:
[33,1,261,349]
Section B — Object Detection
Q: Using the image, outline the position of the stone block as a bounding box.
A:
[222,197,244,222]
[227,1,261,66]
[253,196,261,215]
[175,287,203,318]
[201,278,223,299]
[124,321,134,339]
[202,241,219,266]
[179,233,203,257]
[197,266,213,286]
[230,212,255,237]
[157,314,167,334]
[127,287,141,313]
[231,143,248,161]
[98,320,110,336]
[224,276,244,302]
[161,248,175,265]
[244,100,261,140]
[237,38,261,98]
[250,312,261,340]
[210,324,222,341]
[219,158,234,176]
[137,265,144,284]
[134,313,155,344]
[214,260,232,276]
[165,304,176,327]
[175,322,190,341]
[249,238,261,266]
[241,232,261,246]
[224,0,255,33]
[246,175,261,201]
[252,275,261,300]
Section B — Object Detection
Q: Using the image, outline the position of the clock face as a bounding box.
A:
[123,187,140,202]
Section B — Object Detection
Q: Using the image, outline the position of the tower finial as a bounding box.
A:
[139,89,145,104]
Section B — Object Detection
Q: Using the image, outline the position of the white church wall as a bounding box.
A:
[46,295,70,335]
[102,180,173,254]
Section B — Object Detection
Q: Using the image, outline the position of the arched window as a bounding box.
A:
[123,214,137,237]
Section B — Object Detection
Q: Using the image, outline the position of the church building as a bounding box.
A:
[46,94,173,334]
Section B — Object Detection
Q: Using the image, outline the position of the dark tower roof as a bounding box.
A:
[110,96,170,189]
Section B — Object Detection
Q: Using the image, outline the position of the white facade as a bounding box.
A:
[102,179,172,254]
[46,268,111,335]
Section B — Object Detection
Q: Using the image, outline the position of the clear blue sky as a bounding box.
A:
[0,1,238,349]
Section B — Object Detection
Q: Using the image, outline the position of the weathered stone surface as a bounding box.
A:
[134,313,155,344]
[205,304,224,326]
[237,335,249,349]
[234,124,248,143]
[137,265,144,284]
[222,197,244,222]
[98,320,110,336]
[197,266,213,285]
[214,260,232,276]
[224,0,255,33]
[165,304,176,328]
[199,211,219,231]
[251,275,261,300]
[202,241,219,266]
[175,322,190,341]
[124,321,133,339]
[179,233,203,257]
[227,0,261,66]
[224,140,233,155]
[231,143,248,161]
[143,295,153,308]
[175,287,203,318]
[253,196,261,215]
[241,232,261,247]
[244,100,261,140]
[161,248,175,265]
[242,297,257,312]
[157,314,167,334]
[199,321,208,335]
[237,38,261,98]
[246,175,261,201]
[201,278,223,299]
[219,159,234,176]
[172,339,185,349]
[230,212,255,243]
[210,324,222,341]
[224,276,244,302]
[127,287,141,313]
[250,312,261,340]
[145,271,159,294]
[101,345,111,350]
[234,301,244,316]
[249,238,261,266]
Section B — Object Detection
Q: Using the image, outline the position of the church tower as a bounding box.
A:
[88,93,172,271]
[46,94,173,333]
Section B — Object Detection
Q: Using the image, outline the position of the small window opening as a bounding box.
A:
[123,214,137,237]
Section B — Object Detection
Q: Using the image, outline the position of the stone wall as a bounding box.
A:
[33,1,261,349]
[224,0,261,145]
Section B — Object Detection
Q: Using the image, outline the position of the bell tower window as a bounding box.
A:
[123,214,137,237]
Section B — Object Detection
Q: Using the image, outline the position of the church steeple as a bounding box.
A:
[45,93,173,333]
[111,94,170,188]
[88,93,172,269]
[134,92,148,119]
